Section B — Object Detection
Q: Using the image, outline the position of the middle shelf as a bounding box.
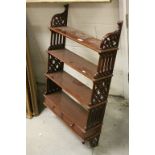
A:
[45,71,92,109]
[48,49,97,80]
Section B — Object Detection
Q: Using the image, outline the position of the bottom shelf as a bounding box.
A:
[44,91,88,129]
[44,91,102,140]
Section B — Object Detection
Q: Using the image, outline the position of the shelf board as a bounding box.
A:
[49,26,103,53]
[48,49,97,80]
[45,71,92,109]
[44,92,88,130]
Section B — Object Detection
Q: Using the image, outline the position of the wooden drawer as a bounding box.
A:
[44,95,61,116]
[44,94,85,138]
[60,112,84,138]
[44,93,103,142]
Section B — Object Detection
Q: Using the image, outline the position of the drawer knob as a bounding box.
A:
[69,123,74,127]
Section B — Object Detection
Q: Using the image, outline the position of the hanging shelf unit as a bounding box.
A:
[44,4,123,147]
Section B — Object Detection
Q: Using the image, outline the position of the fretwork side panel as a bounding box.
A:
[48,54,64,73]
[100,22,123,51]
[46,5,69,96]
[44,4,123,147]
[87,104,106,129]
[49,31,66,50]
[94,22,123,79]
[94,51,117,79]
[91,77,111,105]
[49,32,66,50]
[48,4,69,50]
[51,5,68,27]
[46,78,61,95]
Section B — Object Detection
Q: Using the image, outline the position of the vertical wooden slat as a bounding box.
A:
[99,57,104,73]
[107,55,111,72]
[53,32,56,46]
[109,55,113,71]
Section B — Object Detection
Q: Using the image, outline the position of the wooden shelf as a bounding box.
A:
[48,49,97,80]
[45,71,92,109]
[49,26,103,53]
[45,5,123,146]
[44,92,88,130]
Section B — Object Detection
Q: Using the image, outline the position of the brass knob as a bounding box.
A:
[69,123,74,127]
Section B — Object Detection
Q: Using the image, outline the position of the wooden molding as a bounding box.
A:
[26,0,111,3]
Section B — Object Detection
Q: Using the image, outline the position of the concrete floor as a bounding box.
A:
[26,96,129,155]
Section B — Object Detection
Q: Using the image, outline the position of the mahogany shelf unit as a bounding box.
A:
[44,4,123,147]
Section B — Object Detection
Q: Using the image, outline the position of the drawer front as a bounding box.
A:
[44,97,85,138]
[44,97,61,116]
[60,112,84,138]
[44,96,102,141]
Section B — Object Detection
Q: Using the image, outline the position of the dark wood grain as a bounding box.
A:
[48,49,97,80]
[49,26,114,53]
[45,6,123,146]
[44,92,102,141]
[44,92,88,129]
[45,71,92,109]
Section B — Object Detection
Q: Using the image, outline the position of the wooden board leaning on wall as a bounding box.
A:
[26,37,39,118]
[26,0,111,3]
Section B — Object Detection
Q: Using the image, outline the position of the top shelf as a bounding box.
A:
[50,26,105,53]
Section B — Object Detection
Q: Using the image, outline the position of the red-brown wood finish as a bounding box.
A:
[44,4,123,147]
[49,26,103,53]
[48,49,97,80]
[45,72,92,109]
[44,92,102,140]
[44,92,88,129]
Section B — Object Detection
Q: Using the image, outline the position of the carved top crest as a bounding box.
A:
[100,22,123,50]
[51,5,69,27]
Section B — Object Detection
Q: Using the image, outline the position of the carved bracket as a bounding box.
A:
[49,5,69,50]
[51,4,69,27]
[100,22,123,50]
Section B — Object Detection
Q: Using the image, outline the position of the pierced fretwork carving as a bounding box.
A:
[49,5,69,50]
[45,6,123,147]
[46,78,61,94]
[91,77,111,105]
[87,104,106,129]
[48,54,63,73]
[94,51,117,79]
[100,22,123,50]
[51,5,69,27]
